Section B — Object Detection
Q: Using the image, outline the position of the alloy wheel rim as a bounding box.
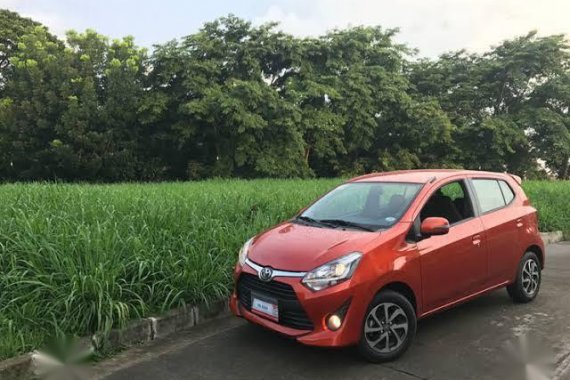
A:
[364,302,409,354]
[522,258,540,296]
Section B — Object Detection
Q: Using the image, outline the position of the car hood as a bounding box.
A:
[247,222,379,271]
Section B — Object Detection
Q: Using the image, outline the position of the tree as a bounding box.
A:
[314,26,454,175]
[0,25,149,181]
[282,36,345,176]
[524,73,570,178]
[59,30,149,181]
[0,9,55,83]
[144,16,310,178]
[0,26,72,180]
[2,11,570,182]
[409,32,570,176]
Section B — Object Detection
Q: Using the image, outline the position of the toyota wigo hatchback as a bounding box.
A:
[229,170,544,362]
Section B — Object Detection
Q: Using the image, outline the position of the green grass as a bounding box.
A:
[0,178,567,360]
[522,181,570,234]
[0,179,340,359]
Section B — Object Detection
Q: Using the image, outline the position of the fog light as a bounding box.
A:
[326,314,342,331]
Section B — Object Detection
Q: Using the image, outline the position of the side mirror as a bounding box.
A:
[420,217,450,237]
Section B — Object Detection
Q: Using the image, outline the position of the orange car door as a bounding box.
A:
[470,178,521,286]
[416,179,488,313]
[418,217,487,312]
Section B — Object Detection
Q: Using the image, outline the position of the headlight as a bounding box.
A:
[238,238,253,267]
[302,252,362,291]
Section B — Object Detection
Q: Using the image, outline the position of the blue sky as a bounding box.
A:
[2,0,569,57]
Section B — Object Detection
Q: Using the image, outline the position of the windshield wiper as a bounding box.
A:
[317,219,375,232]
[294,216,336,228]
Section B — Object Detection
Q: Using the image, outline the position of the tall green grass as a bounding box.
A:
[522,181,570,233]
[0,179,567,359]
[0,179,340,359]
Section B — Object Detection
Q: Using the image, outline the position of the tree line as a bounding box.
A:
[1,9,569,182]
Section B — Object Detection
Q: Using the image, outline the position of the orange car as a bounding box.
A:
[230,170,544,362]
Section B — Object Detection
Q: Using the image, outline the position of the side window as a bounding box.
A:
[420,180,474,225]
[472,179,506,213]
[498,180,515,204]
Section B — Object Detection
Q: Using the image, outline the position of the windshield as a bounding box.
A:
[298,182,423,231]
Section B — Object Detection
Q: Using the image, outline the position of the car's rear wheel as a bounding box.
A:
[358,290,416,363]
[507,251,541,303]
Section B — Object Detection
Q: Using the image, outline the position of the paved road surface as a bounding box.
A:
[94,243,570,380]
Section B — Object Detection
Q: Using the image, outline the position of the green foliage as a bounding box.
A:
[0,178,340,359]
[0,9,53,79]
[59,30,149,181]
[409,32,570,177]
[0,24,149,181]
[523,181,570,233]
[525,73,570,178]
[2,12,568,181]
[0,26,72,179]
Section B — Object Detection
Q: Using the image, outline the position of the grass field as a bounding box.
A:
[0,179,568,360]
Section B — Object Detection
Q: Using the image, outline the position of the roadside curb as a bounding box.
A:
[0,299,230,379]
[0,353,33,380]
[540,231,564,245]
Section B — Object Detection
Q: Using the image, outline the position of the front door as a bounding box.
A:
[416,180,488,312]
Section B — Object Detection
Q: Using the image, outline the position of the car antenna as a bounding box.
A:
[428,176,437,183]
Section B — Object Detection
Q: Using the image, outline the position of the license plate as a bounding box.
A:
[251,294,279,321]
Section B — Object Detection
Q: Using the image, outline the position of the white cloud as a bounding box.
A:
[255,0,570,57]
[21,11,67,38]
[0,0,19,7]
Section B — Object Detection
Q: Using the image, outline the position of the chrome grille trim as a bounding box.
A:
[245,258,307,278]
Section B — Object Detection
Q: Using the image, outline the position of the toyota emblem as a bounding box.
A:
[259,267,274,282]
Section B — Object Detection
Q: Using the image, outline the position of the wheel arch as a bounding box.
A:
[378,281,418,315]
[526,244,544,269]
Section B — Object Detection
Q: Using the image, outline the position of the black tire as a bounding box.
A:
[507,251,541,303]
[358,290,417,363]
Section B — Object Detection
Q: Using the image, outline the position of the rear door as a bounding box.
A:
[468,178,521,286]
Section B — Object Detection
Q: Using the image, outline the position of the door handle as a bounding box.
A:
[516,218,523,228]
[472,234,482,247]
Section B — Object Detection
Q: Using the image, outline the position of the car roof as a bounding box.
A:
[348,169,514,184]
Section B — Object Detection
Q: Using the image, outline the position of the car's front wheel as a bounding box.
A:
[507,251,542,303]
[358,290,417,363]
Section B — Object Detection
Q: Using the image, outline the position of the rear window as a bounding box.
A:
[472,179,506,213]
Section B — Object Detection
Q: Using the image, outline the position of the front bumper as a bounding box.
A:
[229,263,371,347]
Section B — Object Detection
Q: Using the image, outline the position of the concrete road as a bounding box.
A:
[94,243,570,380]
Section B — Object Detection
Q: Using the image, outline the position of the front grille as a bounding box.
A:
[237,273,314,331]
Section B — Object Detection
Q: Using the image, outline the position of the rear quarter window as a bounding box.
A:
[498,180,515,204]
[472,179,506,213]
